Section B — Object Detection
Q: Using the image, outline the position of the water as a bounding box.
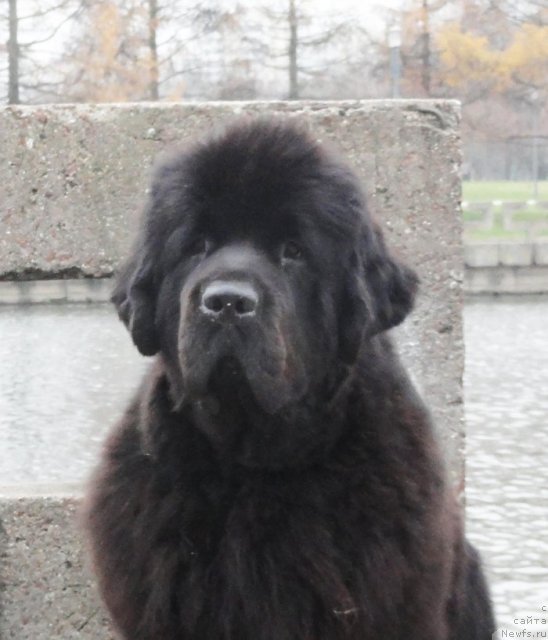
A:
[0,298,547,624]
[0,304,147,485]
[464,297,548,627]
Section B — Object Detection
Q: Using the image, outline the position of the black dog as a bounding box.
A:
[84,119,495,639]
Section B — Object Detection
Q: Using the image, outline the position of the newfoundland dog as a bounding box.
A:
[84,119,494,639]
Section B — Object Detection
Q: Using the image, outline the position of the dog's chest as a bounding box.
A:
[171,473,368,635]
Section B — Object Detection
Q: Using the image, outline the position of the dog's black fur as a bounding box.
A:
[84,120,495,639]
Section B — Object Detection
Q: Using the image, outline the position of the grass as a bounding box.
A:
[512,209,548,222]
[462,209,487,222]
[462,181,548,203]
[463,204,548,242]
[462,183,548,240]
[463,208,548,223]
[464,228,527,241]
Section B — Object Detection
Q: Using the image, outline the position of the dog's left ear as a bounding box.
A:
[338,221,418,363]
[364,223,419,335]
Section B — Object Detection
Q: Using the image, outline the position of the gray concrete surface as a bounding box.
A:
[534,241,548,266]
[498,243,534,267]
[0,491,115,640]
[0,278,112,304]
[0,100,463,639]
[464,244,500,268]
[465,242,548,268]
[465,265,548,295]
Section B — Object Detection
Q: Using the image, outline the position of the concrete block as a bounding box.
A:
[0,101,462,278]
[0,281,22,304]
[0,100,464,479]
[464,243,499,267]
[64,279,112,303]
[465,265,548,295]
[533,242,548,266]
[0,278,113,304]
[16,279,68,304]
[511,266,548,292]
[0,491,113,640]
[498,243,533,267]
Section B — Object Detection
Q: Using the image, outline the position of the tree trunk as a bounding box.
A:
[421,0,431,96]
[148,0,159,100]
[288,0,298,100]
[8,0,20,104]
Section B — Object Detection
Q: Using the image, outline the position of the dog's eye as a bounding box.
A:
[188,237,208,256]
[282,241,304,262]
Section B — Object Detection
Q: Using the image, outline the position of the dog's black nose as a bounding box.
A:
[200,281,258,318]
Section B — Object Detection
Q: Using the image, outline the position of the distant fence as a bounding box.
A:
[463,201,548,241]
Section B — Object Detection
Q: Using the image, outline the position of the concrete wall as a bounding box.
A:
[0,101,462,639]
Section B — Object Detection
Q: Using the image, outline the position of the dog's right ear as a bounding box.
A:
[111,244,159,357]
[112,154,184,357]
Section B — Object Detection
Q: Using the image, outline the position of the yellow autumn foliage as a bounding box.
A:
[73,1,152,102]
[505,24,548,88]
[437,21,548,93]
[437,23,508,90]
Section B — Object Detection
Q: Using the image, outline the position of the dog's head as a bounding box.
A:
[113,120,417,432]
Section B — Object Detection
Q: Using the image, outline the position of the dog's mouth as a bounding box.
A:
[203,352,285,415]
[182,340,305,415]
[207,355,248,398]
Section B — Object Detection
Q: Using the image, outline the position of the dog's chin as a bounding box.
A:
[206,356,252,403]
[181,351,307,416]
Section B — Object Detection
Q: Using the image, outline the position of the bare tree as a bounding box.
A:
[261,0,363,100]
[55,0,247,102]
[287,0,298,99]
[7,0,19,103]
[148,0,159,100]
[396,0,453,97]
[2,0,85,104]
[420,0,431,95]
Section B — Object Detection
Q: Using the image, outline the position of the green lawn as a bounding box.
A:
[462,187,548,240]
[462,181,548,202]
